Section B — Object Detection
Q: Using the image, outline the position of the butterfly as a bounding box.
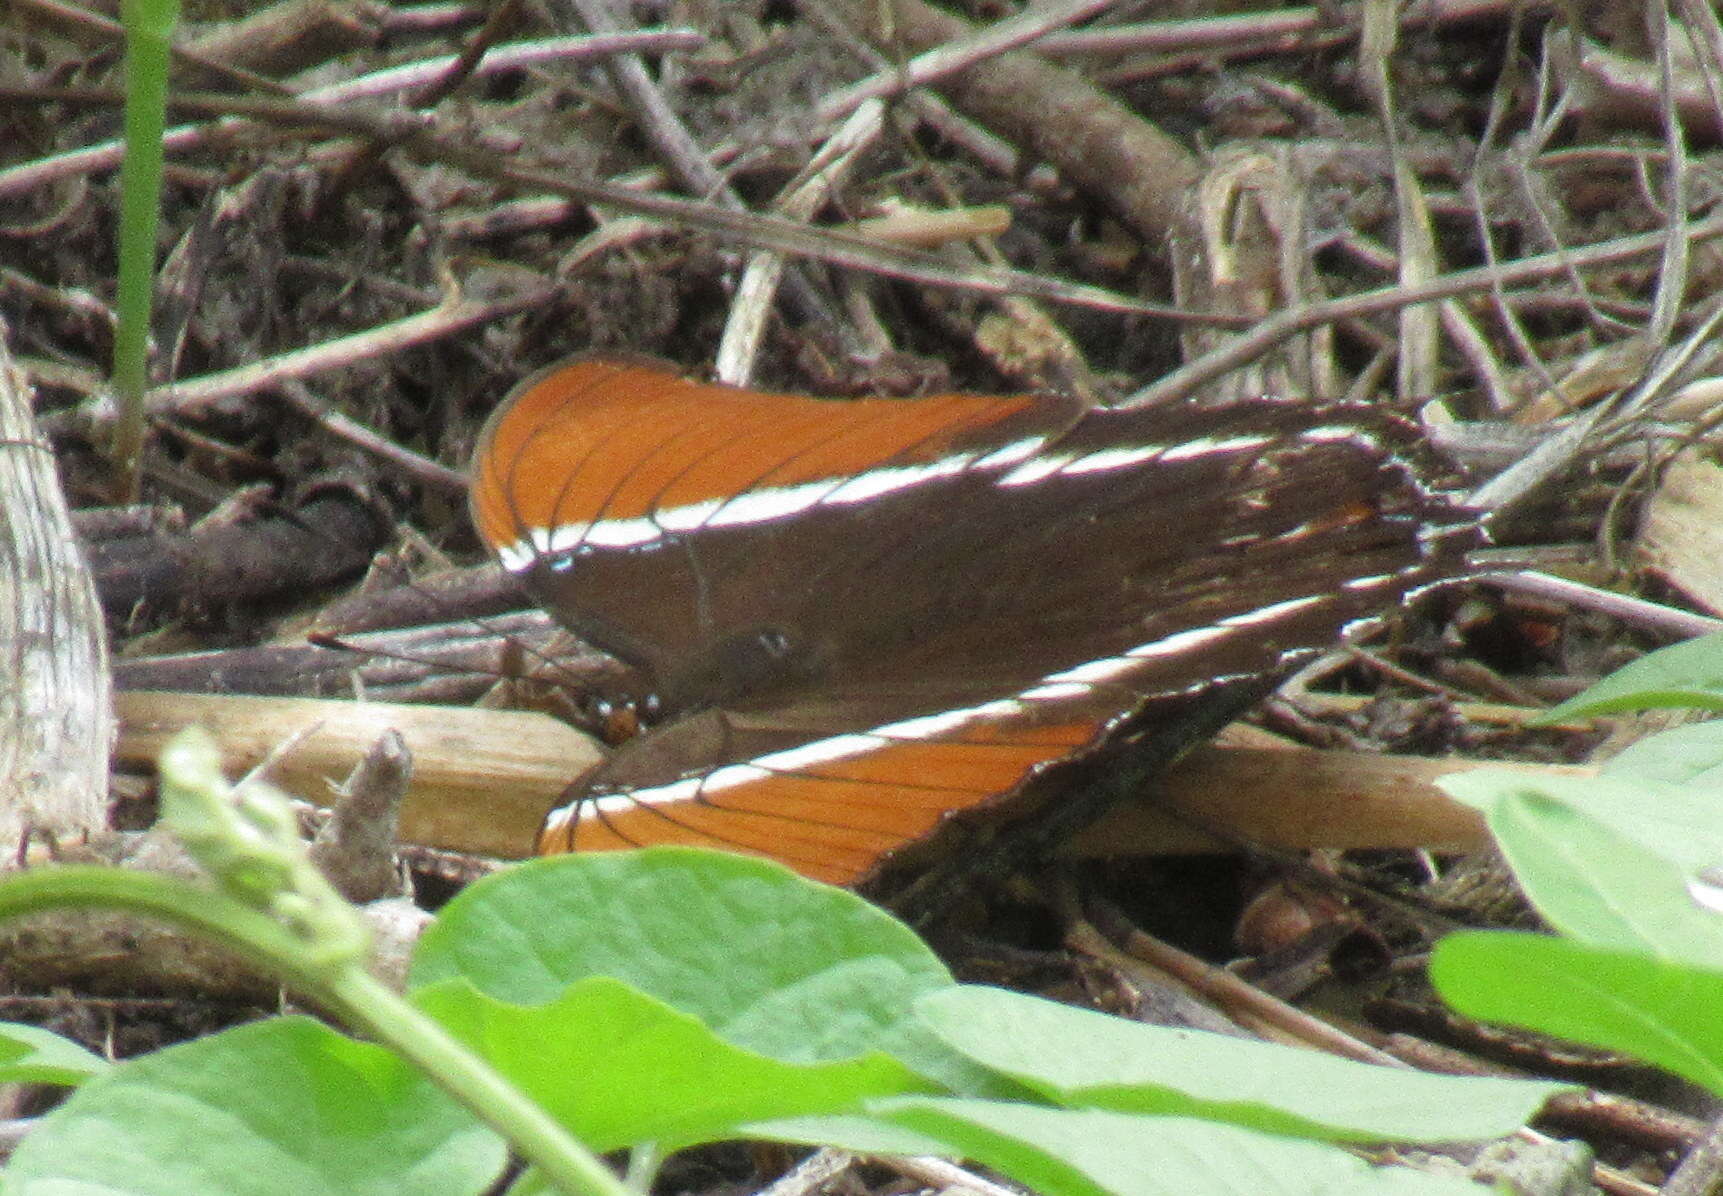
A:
[470,356,1474,885]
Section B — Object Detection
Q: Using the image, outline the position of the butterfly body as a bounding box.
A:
[471,357,1472,884]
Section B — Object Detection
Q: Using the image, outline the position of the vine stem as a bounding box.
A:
[0,867,630,1196]
[322,967,632,1196]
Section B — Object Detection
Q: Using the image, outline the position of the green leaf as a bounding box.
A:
[0,1017,503,1196]
[1536,632,1723,721]
[911,988,1566,1143]
[1439,768,1723,874]
[1432,931,1723,1096]
[1437,771,1723,966]
[413,975,934,1153]
[1607,720,1723,788]
[410,849,980,1090]
[0,1021,110,1086]
[758,1101,1487,1196]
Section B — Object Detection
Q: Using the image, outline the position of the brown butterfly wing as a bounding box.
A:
[472,359,1473,883]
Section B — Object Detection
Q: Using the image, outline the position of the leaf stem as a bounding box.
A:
[322,967,633,1196]
[0,867,630,1196]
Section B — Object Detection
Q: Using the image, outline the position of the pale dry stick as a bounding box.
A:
[753,1149,858,1196]
[0,31,706,198]
[314,0,530,207]
[4,79,1177,319]
[438,159,680,241]
[1452,11,1552,417]
[1671,0,1723,122]
[391,0,524,112]
[1288,691,1574,729]
[1065,741,1511,860]
[821,0,1202,255]
[436,113,863,243]
[13,359,104,406]
[452,61,1055,244]
[1340,343,1397,404]
[1644,11,1692,354]
[1465,403,1610,518]
[115,608,566,700]
[560,0,732,205]
[0,93,433,196]
[229,716,332,801]
[379,2,480,36]
[1436,301,1517,416]
[561,0,853,341]
[277,380,467,492]
[13,0,293,94]
[1033,0,1533,57]
[176,0,384,79]
[304,30,706,104]
[167,10,1177,325]
[903,94,1064,198]
[1123,210,1723,414]
[842,205,1012,248]
[0,264,116,332]
[555,216,667,273]
[1662,1111,1723,1196]
[1359,0,1441,404]
[404,132,1179,319]
[1610,298,1723,429]
[715,101,886,387]
[1039,4,1333,56]
[889,1155,1023,1196]
[793,4,1064,197]
[1578,14,1723,140]
[1664,374,1723,423]
[1511,297,1723,531]
[839,282,899,361]
[1478,570,1723,639]
[1069,906,1401,1064]
[783,13,1082,384]
[814,0,1118,126]
[809,5,1108,389]
[1462,177,1562,410]
[146,285,555,416]
[1516,31,1625,337]
[1333,642,1465,700]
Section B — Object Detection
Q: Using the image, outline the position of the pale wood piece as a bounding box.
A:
[0,319,110,848]
[115,691,1586,864]
[1066,736,1592,858]
[114,691,603,859]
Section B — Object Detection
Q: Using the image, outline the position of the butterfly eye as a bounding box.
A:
[581,695,642,746]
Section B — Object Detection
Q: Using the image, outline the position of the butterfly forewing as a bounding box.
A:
[471,358,1473,884]
[472,357,1082,712]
